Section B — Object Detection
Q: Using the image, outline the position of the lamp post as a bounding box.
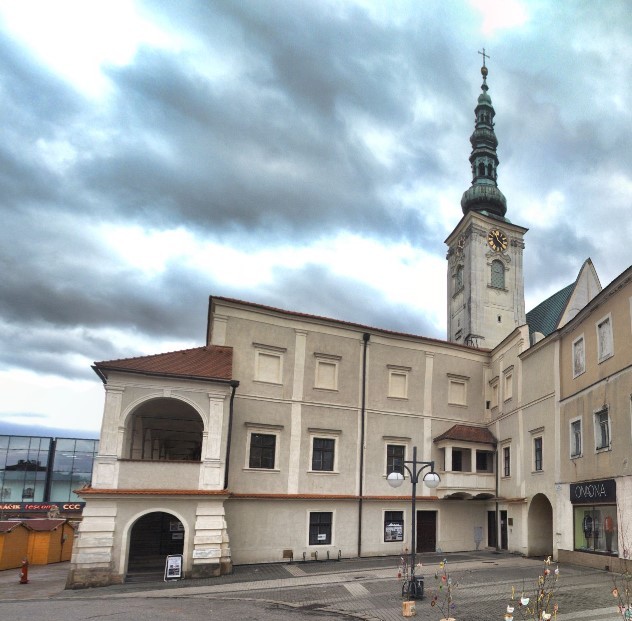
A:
[387,445,440,599]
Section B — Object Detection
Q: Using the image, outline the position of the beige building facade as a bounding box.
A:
[66,64,632,588]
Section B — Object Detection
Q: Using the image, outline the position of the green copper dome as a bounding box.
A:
[461,62,507,219]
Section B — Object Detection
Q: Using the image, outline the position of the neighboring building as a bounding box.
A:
[66,63,632,588]
[0,435,98,518]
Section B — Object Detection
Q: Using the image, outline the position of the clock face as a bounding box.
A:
[487,229,508,252]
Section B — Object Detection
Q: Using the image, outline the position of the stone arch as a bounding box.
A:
[125,509,187,576]
[123,396,205,461]
[527,493,553,557]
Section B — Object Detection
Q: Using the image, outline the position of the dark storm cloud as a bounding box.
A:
[1,0,632,404]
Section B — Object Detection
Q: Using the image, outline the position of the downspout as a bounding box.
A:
[358,332,370,557]
[495,447,500,552]
[223,380,240,490]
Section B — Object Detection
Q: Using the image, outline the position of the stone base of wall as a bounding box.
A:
[65,566,124,589]
[558,548,630,573]
[190,559,232,579]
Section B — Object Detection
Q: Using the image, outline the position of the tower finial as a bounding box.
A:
[460,53,507,220]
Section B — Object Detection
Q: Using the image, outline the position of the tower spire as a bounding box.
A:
[461,52,507,220]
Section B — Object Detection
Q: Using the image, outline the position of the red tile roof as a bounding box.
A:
[0,521,26,533]
[433,424,496,445]
[94,346,233,382]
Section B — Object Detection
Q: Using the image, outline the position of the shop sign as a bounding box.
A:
[0,502,85,512]
[570,479,616,504]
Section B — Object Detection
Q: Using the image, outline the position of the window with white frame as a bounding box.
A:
[570,417,582,458]
[309,430,340,472]
[502,445,511,477]
[573,335,586,378]
[384,510,404,542]
[245,424,282,470]
[448,374,468,406]
[254,343,286,384]
[503,368,513,401]
[533,436,543,472]
[388,366,410,399]
[490,378,499,409]
[594,408,611,451]
[386,443,406,475]
[309,511,332,545]
[596,315,613,363]
[314,354,340,391]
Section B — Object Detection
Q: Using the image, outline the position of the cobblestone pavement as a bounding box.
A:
[0,551,626,621]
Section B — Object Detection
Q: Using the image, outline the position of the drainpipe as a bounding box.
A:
[358,332,370,557]
[223,380,240,490]
[495,447,500,552]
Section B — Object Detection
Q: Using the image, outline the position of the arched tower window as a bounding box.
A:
[491,260,505,289]
[478,162,485,176]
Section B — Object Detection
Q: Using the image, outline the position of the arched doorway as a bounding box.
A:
[128,512,184,575]
[528,493,553,557]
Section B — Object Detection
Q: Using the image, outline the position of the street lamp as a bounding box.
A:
[387,445,441,599]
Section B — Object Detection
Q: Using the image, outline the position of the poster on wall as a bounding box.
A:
[164,554,183,581]
[385,522,404,542]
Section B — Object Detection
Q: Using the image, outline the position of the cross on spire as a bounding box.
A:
[478,47,490,67]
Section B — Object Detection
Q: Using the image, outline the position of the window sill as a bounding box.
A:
[308,470,339,475]
[387,396,409,401]
[253,379,283,386]
[570,454,583,460]
[243,467,281,473]
[313,386,339,393]
[572,370,586,379]
[595,446,612,453]
[597,353,614,364]
[532,469,544,475]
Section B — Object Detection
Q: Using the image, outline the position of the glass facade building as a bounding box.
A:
[0,435,98,512]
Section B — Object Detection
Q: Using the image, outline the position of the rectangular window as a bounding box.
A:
[573,336,585,377]
[384,510,404,542]
[386,444,405,475]
[452,449,463,472]
[476,450,493,473]
[448,375,468,406]
[534,437,543,472]
[254,343,286,384]
[595,409,611,450]
[490,379,499,409]
[503,370,513,401]
[314,354,340,390]
[388,366,410,399]
[570,418,582,458]
[309,512,332,545]
[248,433,276,469]
[573,506,618,554]
[503,446,510,477]
[311,438,335,471]
[596,315,613,363]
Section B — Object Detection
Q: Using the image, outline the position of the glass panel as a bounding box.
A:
[574,506,618,555]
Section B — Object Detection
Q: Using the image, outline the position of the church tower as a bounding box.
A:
[446,55,527,349]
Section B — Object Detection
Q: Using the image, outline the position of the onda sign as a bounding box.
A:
[570,479,616,504]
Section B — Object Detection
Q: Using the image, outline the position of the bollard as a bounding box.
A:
[19,558,29,584]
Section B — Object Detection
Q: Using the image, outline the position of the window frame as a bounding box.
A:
[387,365,410,399]
[502,445,511,478]
[384,510,405,543]
[314,354,341,391]
[503,367,514,402]
[386,443,406,476]
[448,373,468,406]
[307,429,340,475]
[490,259,505,289]
[253,343,286,385]
[594,407,611,452]
[533,436,543,472]
[596,313,614,363]
[572,335,586,378]
[570,416,582,458]
[308,511,333,546]
[245,424,282,471]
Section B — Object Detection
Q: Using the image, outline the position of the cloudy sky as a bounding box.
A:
[1,0,631,438]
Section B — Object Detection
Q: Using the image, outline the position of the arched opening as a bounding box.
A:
[491,260,505,289]
[528,493,553,557]
[126,397,203,461]
[128,511,185,575]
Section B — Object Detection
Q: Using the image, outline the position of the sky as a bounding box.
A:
[1,0,631,438]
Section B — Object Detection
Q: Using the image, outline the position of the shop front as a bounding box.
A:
[559,478,619,569]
